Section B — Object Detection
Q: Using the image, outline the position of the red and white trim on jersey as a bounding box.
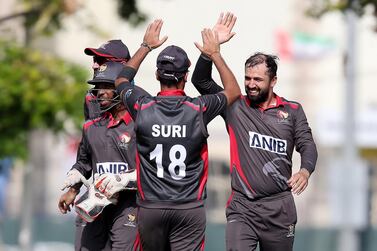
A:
[157,89,186,96]
[197,144,209,200]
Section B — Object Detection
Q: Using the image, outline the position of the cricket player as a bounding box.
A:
[191,13,318,251]
[84,40,131,120]
[58,61,138,251]
[96,19,241,251]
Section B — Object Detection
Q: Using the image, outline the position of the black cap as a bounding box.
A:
[84,40,130,60]
[156,45,191,73]
[87,61,124,85]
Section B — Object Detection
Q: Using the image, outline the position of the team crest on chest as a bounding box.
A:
[277,110,290,124]
[118,132,131,149]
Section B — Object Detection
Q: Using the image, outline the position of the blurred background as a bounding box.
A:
[0,0,377,250]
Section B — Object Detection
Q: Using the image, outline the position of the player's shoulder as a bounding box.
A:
[198,92,226,104]
[83,116,104,130]
[228,95,248,108]
[279,97,301,110]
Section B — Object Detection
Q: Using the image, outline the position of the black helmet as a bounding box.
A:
[87,61,124,115]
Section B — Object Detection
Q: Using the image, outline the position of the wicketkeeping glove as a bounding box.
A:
[94,170,137,198]
[75,182,117,223]
[61,169,89,191]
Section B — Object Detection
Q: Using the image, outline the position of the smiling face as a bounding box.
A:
[93,82,116,108]
[244,63,277,105]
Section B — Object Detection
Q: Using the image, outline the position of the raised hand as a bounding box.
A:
[194,29,220,59]
[213,12,237,44]
[142,19,168,50]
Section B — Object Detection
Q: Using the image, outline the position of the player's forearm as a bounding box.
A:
[295,106,318,174]
[211,52,240,104]
[299,145,317,174]
[192,55,224,95]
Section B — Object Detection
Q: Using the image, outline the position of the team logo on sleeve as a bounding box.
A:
[96,162,129,174]
[125,89,133,98]
[249,131,287,155]
[118,132,132,149]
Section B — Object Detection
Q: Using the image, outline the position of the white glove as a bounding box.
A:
[94,171,137,198]
[61,169,89,191]
[75,183,117,223]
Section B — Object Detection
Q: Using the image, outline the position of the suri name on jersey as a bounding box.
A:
[151,124,187,138]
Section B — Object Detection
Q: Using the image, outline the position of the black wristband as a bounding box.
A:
[118,66,137,81]
[116,83,130,96]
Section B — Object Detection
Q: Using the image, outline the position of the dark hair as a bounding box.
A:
[245,52,279,79]
[157,69,186,87]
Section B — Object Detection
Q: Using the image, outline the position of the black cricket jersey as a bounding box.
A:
[192,56,318,200]
[118,84,227,209]
[72,111,136,184]
[226,95,317,199]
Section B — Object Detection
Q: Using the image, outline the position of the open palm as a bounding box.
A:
[212,12,237,44]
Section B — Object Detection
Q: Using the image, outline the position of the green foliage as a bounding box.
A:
[0,40,89,159]
[16,0,146,38]
[0,0,147,159]
[21,0,68,37]
[307,0,377,30]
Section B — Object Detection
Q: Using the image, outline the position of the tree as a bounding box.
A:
[0,0,146,39]
[0,39,88,159]
[307,0,377,31]
[0,0,147,159]
[0,1,147,249]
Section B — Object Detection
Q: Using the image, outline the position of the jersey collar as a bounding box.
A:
[106,110,133,128]
[157,89,186,96]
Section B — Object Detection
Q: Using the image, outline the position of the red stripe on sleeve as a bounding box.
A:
[182,101,201,111]
[197,144,208,200]
[83,117,102,130]
[140,101,157,110]
[281,102,299,109]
